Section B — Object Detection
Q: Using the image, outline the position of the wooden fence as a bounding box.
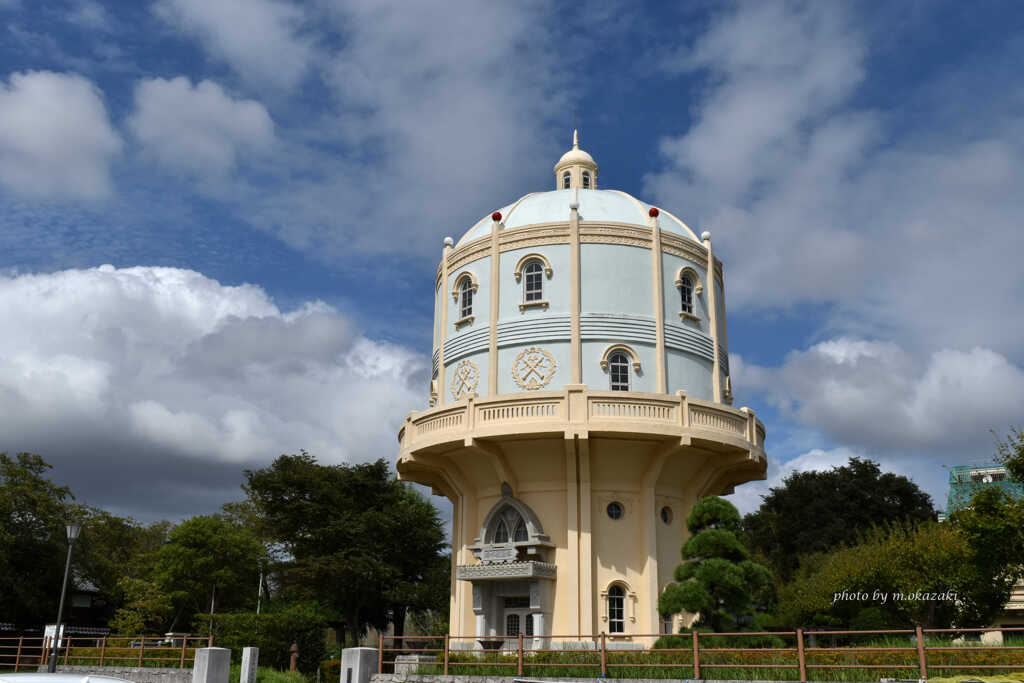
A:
[378,626,1024,679]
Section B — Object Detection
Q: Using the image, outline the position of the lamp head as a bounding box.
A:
[66,523,82,542]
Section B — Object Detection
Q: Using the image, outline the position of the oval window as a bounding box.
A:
[607,502,624,520]
[660,506,673,525]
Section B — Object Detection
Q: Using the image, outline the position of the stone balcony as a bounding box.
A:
[397,384,766,461]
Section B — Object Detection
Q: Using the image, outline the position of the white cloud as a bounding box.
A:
[245,1,571,259]
[153,0,314,91]
[0,71,122,199]
[645,1,1024,357]
[0,265,424,518]
[128,77,275,181]
[735,339,1024,454]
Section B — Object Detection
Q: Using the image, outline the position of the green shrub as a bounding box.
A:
[194,603,327,675]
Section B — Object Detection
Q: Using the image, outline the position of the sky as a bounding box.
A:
[1,0,1023,523]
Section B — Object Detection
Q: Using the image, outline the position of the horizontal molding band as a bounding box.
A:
[441,314,724,367]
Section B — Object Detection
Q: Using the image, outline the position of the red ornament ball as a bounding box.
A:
[492,211,502,221]
[648,207,660,217]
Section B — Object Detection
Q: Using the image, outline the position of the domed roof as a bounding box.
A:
[556,146,596,168]
[456,189,700,245]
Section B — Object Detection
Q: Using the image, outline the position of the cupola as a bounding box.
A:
[553,129,598,190]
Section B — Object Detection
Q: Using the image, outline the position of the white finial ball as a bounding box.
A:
[701,230,712,241]
[443,236,454,247]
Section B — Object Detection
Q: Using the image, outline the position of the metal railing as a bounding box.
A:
[378,626,1024,679]
[1,634,213,671]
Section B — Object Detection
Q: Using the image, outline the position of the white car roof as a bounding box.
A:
[0,675,133,683]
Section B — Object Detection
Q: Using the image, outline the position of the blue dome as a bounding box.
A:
[457,189,699,246]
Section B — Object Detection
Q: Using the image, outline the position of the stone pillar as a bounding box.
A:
[192,648,230,683]
[340,647,377,683]
[240,647,259,683]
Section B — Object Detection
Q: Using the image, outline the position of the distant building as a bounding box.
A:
[940,463,1024,633]
[943,465,1024,516]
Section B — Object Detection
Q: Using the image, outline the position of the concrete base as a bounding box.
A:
[41,665,192,683]
[192,647,231,683]
[342,647,379,683]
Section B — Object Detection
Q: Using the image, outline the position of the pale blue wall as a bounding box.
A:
[580,244,652,315]
[499,245,572,319]
[665,354,714,400]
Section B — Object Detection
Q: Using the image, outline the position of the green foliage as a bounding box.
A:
[197,603,327,675]
[156,514,265,630]
[229,665,306,683]
[108,577,174,634]
[744,457,935,581]
[659,496,773,632]
[242,453,448,644]
[995,426,1024,483]
[0,452,73,626]
[773,521,1013,628]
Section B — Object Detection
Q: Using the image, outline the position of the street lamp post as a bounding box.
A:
[47,523,82,673]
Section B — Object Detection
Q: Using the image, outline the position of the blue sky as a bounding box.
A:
[1,0,1022,521]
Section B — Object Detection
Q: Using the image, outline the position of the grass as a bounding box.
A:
[229,664,307,683]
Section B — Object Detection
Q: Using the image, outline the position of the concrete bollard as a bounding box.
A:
[340,647,377,683]
[192,648,231,683]
[240,647,259,683]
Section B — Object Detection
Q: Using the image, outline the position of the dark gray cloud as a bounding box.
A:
[0,265,424,521]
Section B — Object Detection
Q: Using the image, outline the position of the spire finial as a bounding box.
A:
[572,128,579,149]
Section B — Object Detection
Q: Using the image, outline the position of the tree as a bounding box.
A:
[743,458,935,581]
[71,505,170,623]
[153,515,265,631]
[995,426,1024,483]
[0,452,73,626]
[774,519,1020,628]
[659,497,773,632]
[242,453,448,645]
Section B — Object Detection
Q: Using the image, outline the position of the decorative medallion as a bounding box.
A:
[450,359,480,399]
[511,346,557,390]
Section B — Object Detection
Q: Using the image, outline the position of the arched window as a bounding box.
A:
[607,585,625,633]
[513,517,528,542]
[459,277,473,319]
[506,613,520,636]
[679,274,694,315]
[494,519,509,543]
[524,260,543,302]
[608,352,630,391]
[562,171,571,189]
[582,171,591,189]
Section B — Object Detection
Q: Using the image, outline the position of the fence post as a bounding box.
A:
[208,634,214,648]
[377,634,383,675]
[289,643,298,672]
[99,636,106,667]
[600,632,607,677]
[180,635,188,668]
[915,625,928,679]
[137,636,145,667]
[15,635,24,672]
[517,633,524,675]
[796,628,806,681]
[64,636,71,666]
[443,634,450,675]
[692,630,700,679]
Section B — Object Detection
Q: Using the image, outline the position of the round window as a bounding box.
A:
[607,502,623,520]
[660,506,673,525]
